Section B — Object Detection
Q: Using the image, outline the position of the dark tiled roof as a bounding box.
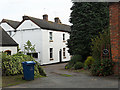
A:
[0,26,18,46]
[1,19,20,29]
[22,16,71,32]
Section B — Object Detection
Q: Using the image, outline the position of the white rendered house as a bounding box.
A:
[1,15,71,65]
[0,26,18,55]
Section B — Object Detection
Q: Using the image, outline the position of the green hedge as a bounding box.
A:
[1,53,46,76]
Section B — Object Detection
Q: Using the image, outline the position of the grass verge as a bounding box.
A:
[2,74,43,87]
[60,74,72,77]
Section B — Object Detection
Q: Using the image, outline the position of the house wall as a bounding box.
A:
[0,23,15,36]
[12,20,70,65]
[0,46,17,55]
[41,29,70,65]
[13,20,43,63]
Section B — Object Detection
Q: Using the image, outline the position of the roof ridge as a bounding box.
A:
[2,18,20,23]
[23,15,70,26]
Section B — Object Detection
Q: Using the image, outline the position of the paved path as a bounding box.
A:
[6,63,118,88]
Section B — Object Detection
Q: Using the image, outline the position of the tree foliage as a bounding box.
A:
[67,2,109,60]
[1,52,46,76]
[91,28,110,60]
[24,40,36,53]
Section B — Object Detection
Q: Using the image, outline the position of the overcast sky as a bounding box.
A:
[0,0,73,25]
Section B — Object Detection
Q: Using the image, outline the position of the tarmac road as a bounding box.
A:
[5,63,119,88]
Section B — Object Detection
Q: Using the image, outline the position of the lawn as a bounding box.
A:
[2,74,42,87]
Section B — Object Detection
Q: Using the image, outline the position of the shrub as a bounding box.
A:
[2,53,46,76]
[91,29,110,60]
[90,59,114,76]
[74,62,84,70]
[69,55,82,64]
[65,63,73,69]
[83,65,89,70]
[65,55,82,69]
[84,56,95,69]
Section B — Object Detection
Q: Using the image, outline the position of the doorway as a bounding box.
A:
[59,49,62,63]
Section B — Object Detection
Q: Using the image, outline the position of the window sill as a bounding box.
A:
[63,40,66,42]
[63,56,66,59]
[49,40,53,42]
[50,58,54,61]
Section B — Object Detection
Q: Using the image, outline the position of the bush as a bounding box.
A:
[84,56,95,69]
[65,63,73,69]
[90,59,114,76]
[91,29,110,60]
[65,55,82,69]
[2,53,46,76]
[69,55,82,64]
[74,62,84,70]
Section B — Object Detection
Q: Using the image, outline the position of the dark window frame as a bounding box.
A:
[63,48,65,57]
[49,32,53,40]
[63,34,65,41]
[27,53,38,58]
[50,48,53,59]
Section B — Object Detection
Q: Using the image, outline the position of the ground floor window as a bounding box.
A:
[4,50,11,55]
[63,48,66,59]
[50,48,53,60]
[27,53,38,58]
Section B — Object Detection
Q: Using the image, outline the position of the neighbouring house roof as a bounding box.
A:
[0,26,18,46]
[1,19,20,29]
[20,15,71,32]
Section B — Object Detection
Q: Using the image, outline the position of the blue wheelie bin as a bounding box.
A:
[22,61,36,80]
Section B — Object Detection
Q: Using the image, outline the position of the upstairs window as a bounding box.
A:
[63,34,65,41]
[8,31,12,36]
[49,32,53,41]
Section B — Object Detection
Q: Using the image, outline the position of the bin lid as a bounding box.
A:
[22,61,36,64]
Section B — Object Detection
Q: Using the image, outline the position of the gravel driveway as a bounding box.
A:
[6,63,119,88]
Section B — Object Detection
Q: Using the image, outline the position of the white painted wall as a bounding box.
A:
[13,20,43,63]
[0,46,17,55]
[42,29,70,65]
[12,20,70,65]
[0,23,15,36]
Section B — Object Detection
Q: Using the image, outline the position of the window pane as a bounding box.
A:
[49,32,52,40]
[27,53,31,56]
[63,48,65,56]
[32,53,38,58]
[50,48,53,58]
[27,53,38,58]
[63,34,65,40]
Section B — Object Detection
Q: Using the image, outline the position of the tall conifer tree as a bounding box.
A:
[67,2,109,61]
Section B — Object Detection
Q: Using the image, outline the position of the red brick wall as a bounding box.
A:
[109,2,120,75]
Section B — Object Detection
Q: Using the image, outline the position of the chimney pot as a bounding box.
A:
[43,14,48,21]
[54,17,60,23]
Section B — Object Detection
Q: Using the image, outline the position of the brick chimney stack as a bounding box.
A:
[54,17,61,24]
[43,14,48,21]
